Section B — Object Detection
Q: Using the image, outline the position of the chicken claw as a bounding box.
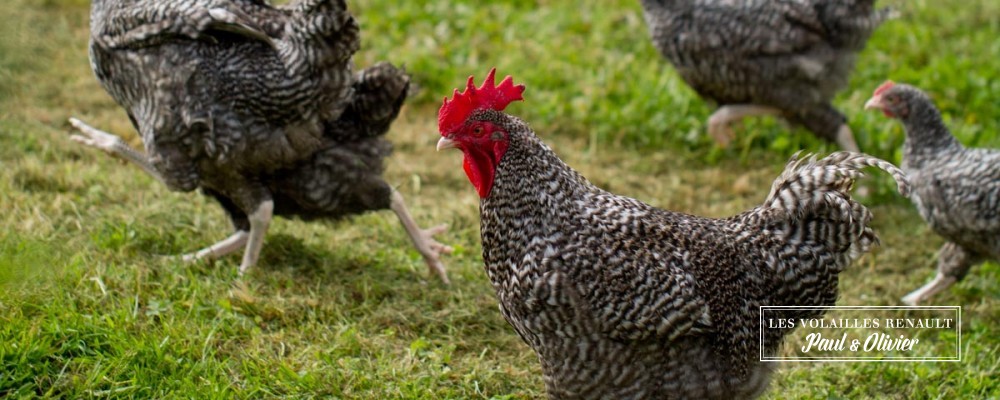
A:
[418,223,454,274]
[68,117,167,183]
[422,224,454,253]
[413,223,453,284]
[69,117,129,155]
[390,191,452,284]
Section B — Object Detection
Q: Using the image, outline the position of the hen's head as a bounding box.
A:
[864,81,932,120]
[436,68,526,198]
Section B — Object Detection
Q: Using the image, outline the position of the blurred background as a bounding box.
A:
[0,0,996,398]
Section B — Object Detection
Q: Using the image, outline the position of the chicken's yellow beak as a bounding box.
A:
[436,137,459,151]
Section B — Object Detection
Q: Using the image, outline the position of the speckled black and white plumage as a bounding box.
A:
[88,0,358,199]
[204,62,409,231]
[463,109,908,399]
[78,1,450,279]
[866,83,1000,304]
[640,0,894,146]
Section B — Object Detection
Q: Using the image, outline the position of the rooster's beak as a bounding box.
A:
[436,137,459,151]
[864,95,883,111]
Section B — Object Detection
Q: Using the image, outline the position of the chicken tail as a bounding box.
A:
[734,151,909,315]
[278,0,360,121]
[753,152,911,351]
[353,63,410,128]
[282,0,360,71]
[324,62,410,143]
[742,151,909,265]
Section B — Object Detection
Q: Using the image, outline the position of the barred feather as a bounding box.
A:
[89,0,409,235]
[742,151,910,257]
[470,109,907,399]
[640,0,895,142]
[876,83,1000,301]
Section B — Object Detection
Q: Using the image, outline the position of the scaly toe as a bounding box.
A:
[425,223,448,235]
[426,259,450,285]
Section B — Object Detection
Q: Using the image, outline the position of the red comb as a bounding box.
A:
[438,68,526,134]
[874,80,896,96]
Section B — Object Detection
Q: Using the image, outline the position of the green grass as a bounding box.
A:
[1,0,997,398]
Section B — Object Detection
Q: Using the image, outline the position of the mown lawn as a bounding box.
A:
[1,0,997,398]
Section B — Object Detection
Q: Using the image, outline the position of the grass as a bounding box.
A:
[0,0,997,398]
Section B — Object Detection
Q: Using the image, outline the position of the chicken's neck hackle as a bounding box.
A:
[900,94,962,161]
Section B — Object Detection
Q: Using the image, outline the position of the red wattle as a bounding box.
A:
[463,153,495,198]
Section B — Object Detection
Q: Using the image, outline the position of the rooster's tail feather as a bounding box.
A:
[740,151,909,272]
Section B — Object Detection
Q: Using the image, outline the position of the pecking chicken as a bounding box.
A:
[68,0,450,281]
[437,70,909,399]
[865,81,999,305]
[639,0,896,151]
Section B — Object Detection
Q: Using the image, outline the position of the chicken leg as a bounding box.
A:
[238,199,272,275]
[70,117,452,281]
[69,118,166,183]
[181,230,249,262]
[902,242,978,305]
[390,190,452,284]
[70,117,257,268]
[706,105,782,147]
[901,273,956,306]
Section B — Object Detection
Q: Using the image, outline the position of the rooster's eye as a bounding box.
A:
[473,126,484,136]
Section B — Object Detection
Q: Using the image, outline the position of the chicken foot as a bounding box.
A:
[901,273,956,306]
[175,210,267,277]
[390,190,452,284]
[70,118,449,280]
[70,117,260,272]
[69,117,166,183]
[180,230,249,262]
[706,105,782,147]
[239,199,272,276]
[902,242,978,305]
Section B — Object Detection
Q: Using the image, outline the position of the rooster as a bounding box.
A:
[68,0,450,281]
[639,0,896,151]
[437,70,909,399]
[865,81,999,305]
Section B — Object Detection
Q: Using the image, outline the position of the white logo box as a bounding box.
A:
[759,306,961,362]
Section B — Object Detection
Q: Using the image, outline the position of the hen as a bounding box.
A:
[437,70,909,399]
[865,81,999,305]
[69,0,450,281]
[639,0,896,151]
